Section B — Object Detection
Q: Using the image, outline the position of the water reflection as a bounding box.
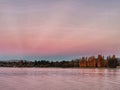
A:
[0,68,120,90]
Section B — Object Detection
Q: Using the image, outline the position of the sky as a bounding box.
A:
[0,0,120,60]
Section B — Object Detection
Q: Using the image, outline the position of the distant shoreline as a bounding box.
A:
[0,55,119,68]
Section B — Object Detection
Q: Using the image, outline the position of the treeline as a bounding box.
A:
[79,55,119,68]
[0,55,119,68]
[0,60,79,68]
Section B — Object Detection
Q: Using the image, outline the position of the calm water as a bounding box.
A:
[0,68,120,90]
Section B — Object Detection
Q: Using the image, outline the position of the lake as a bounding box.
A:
[0,68,120,90]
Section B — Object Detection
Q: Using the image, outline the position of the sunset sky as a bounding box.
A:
[0,0,120,60]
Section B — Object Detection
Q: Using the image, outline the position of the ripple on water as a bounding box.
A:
[0,68,120,90]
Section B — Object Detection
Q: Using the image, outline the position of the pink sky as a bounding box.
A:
[0,0,120,57]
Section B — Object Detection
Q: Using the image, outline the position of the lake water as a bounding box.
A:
[0,68,120,90]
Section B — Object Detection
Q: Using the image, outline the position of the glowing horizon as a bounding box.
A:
[0,0,120,58]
